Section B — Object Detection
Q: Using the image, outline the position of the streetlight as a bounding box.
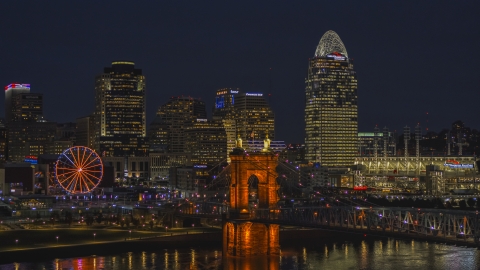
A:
[165,226,168,233]
[93,233,96,242]
[129,230,131,239]
[56,236,59,244]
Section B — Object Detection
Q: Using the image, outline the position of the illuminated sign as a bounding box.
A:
[5,83,31,91]
[245,93,263,97]
[326,52,346,61]
[194,165,207,168]
[217,89,239,95]
[353,186,368,190]
[196,119,207,122]
[444,160,474,169]
[24,156,38,164]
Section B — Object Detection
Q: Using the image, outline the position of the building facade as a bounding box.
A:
[305,30,358,167]
[149,96,207,153]
[234,92,275,142]
[4,83,57,162]
[4,83,32,123]
[76,115,95,149]
[184,119,227,165]
[94,61,148,157]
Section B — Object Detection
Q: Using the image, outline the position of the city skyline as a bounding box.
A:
[1,2,479,143]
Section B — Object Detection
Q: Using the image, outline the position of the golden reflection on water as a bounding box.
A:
[127,252,132,270]
[164,251,168,269]
[151,252,156,266]
[141,251,146,268]
[8,237,480,270]
[174,249,179,269]
[191,249,196,269]
[360,240,368,268]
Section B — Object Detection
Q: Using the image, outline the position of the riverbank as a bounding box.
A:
[1,226,477,265]
[0,231,222,265]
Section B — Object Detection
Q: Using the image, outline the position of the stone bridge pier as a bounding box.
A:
[223,141,280,257]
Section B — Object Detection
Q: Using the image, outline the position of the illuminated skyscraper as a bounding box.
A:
[94,61,148,157]
[234,92,275,142]
[213,88,240,160]
[211,89,275,161]
[4,83,55,162]
[184,119,227,165]
[4,83,43,125]
[149,96,207,153]
[212,88,240,120]
[305,30,358,166]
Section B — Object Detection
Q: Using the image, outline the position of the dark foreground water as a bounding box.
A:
[1,237,479,270]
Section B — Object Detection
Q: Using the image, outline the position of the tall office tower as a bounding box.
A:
[305,30,358,167]
[7,120,56,162]
[149,96,207,153]
[76,115,95,149]
[0,120,6,164]
[11,93,43,122]
[184,119,227,165]
[212,88,241,120]
[4,83,55,162]
[212,88,240,161]
[4,83,31,123]
[234,92,275,141]
[94,61,148,157]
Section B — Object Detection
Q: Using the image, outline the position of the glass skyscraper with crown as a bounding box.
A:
[305,30,358,167]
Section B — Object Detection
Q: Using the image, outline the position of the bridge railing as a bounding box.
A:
[250,206,480,244]
[176,201,229,216]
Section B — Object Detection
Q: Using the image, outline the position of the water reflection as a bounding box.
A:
[2,238,480,270]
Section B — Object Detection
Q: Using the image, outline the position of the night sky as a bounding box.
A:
[1,1,479,143]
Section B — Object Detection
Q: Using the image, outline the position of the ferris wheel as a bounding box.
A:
[55,146,103,194]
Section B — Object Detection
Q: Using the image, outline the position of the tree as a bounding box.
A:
[96,213,103,224]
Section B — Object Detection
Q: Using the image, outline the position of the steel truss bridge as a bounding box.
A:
[177,202,480,246]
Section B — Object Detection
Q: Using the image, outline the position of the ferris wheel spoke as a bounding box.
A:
[60,173,77,186]
[83,171,102,182]
[69,148,81,168]
[65,174,78,191]
[58,159,76,168]
[77,148,83,169]
[61,155,77,169]
[81,163,102,171]
[81,157,101,170]
[79,150,93,168]
[81,172,101,186]
[79,177,86,193]
[79,173,94,191]
[73,176,81,192]
[57,171,77,180]
[57,167,78,172]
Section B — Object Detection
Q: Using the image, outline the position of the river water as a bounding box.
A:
[1,237,479,270]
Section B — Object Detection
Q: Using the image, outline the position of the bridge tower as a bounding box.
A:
[223,134,280,257]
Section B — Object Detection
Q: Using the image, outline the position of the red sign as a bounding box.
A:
[446,159,460,165]
[354,186,368,190]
